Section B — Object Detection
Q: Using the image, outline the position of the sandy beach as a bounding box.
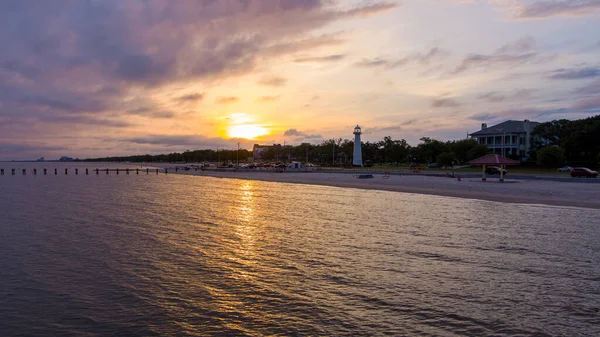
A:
[146,164,600,210]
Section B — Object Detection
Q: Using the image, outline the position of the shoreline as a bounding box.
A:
[161,167,600,210]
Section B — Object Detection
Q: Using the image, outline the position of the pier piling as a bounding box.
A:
[12,169,15,175]
[106,168,109,174]
[54,168,58,175]
[33,169,37,175]
[86,168,89,175]
[1,169,4,175]
[22,169,26,175]
[156,168,159,174]
[146,168,149,174]
[44,168,47,175]
[65,168,68,175]
[116,168,119,175]
[165,168,168,174]
[126,168,129,174]
[96,168,99,174]
[75,168,78,175]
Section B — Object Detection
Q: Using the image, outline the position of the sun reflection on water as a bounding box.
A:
[232,181,258,267]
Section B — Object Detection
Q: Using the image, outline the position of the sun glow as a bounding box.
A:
[225,113,270,139]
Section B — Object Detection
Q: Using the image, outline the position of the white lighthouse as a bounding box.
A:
[353,125,363,167]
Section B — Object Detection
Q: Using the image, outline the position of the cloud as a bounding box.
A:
[432,97,462,108]
[365,125,404,134]
[216,96,240,104]
[34,114,135,128]
[0,143,68,155]
[355,47,445,69]
[294,54,346,63]
[572,96,600,110]
[256,96,280,103]
[453,37,545,73]
[175,93,204,102]
[515,0,600,19]
[257,76,288,87]
[574,79,600,95]
[477,89,535,102]
[495,36,536,54]
[0,0,398,158]
[283,128,322,139]
[126,108,176,119]
[549,67,600,80]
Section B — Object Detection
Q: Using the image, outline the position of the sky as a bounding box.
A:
[1,0,599,160]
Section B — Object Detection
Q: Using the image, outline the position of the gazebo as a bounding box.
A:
[468,154,520,182]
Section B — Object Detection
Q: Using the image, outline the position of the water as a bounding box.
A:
[1,164,599,336]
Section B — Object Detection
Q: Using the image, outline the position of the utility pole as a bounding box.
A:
[306,145,309,164]
[332,140,335,166]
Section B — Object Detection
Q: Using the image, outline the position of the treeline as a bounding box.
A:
[532,115,600,168]
[83,137,490,167]
[82,149,252,163]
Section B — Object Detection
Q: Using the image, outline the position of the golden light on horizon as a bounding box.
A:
[224,113,271,140]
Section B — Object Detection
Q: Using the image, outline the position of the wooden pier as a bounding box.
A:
[0,167,197,176]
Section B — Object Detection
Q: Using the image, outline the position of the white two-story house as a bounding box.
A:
[469,120,539,160]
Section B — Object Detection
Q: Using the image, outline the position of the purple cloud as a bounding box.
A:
[432,97,462,108]
[549,67,600,80]
[516,0,600,19]
[0,0,398,159]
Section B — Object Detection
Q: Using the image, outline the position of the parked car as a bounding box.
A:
[557,166,573,172]
[485,166,507,175]
[570,167,598,178]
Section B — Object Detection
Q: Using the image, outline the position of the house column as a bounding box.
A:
[482,164,486,181]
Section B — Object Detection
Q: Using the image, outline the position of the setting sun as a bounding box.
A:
[227,124,269,139]
[224,113,270,139]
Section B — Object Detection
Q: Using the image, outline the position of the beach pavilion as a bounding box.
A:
[468,154,520,182]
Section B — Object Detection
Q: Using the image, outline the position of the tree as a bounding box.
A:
[467,144,490,161]
[436,152,458,168]
[537,146,566,168]
[447,138,478,164]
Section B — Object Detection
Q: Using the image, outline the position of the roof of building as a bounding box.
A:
[468,154,520,166]
[470,120,539,136]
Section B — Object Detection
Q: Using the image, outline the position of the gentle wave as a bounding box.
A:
[1,169,600,336]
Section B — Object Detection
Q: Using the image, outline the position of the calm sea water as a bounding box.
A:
[1,163,599,336]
